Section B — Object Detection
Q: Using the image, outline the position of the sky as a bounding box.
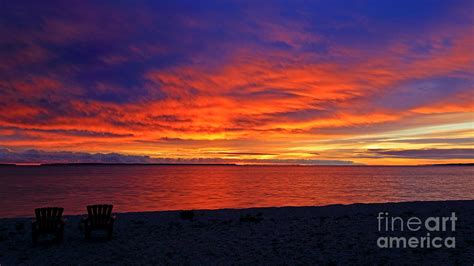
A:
[0,0,473,165]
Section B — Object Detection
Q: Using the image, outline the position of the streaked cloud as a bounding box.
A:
[0,0,473,165]
[0,148,356,165]
[368,148,474,160]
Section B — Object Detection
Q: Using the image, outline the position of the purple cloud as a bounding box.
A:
[0,148,357,165]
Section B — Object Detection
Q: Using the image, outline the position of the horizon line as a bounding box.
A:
[1,162,473,167]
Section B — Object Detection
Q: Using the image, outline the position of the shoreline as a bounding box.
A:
[1,163,473,167]
[1,200,473,264]
[0,198,474,219]
[2,199,473,219]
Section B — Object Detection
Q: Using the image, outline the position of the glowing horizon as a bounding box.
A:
[0,0,473,165]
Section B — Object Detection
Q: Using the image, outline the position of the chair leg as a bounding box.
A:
[56,231,63,244]
[32,232,37,246]
[32,224,37,246]
[85,229,91,239]
[57,223,64,244]
[107,226,113,240]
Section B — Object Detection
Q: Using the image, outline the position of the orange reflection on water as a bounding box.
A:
[0,165,473,218]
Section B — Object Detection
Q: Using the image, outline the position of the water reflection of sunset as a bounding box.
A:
[1,165,473,217]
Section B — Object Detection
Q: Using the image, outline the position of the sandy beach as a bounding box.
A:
[1,200,473,265]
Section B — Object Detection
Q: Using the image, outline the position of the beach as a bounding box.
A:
[1,200,473,265]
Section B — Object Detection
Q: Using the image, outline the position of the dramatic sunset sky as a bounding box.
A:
[0,0,473,165]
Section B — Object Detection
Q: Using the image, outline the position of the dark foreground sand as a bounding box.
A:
[0,200,473,265]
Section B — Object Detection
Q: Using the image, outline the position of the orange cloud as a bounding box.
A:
[0,1,473,165]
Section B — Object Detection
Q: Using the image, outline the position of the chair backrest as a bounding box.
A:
[87,204,113,226]
[35,207,64,231]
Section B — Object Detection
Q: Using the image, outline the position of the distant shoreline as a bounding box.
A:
[0,163,473,167]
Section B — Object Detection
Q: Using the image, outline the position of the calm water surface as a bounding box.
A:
[0,165,473,217]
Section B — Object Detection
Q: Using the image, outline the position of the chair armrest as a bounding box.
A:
[108,215,116,225]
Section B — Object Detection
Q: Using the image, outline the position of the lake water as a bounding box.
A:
[0,165,473,218]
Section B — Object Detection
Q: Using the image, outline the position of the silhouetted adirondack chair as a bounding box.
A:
[82,204,115,239]
[32,207,65,245]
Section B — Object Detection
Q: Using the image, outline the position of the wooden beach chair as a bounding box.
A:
[82,204,115,239]
[32,207,65,245]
